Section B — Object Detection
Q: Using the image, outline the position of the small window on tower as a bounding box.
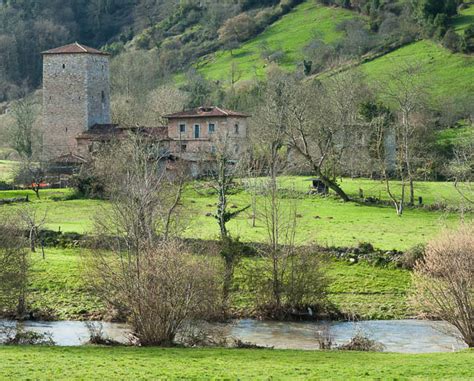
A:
[62,64,65,69]
[101,91,105,102]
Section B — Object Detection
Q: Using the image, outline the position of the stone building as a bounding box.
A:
[41,42,249,176]
[42,42,111,160]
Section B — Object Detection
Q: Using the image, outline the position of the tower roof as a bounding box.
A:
[42,42,109,56]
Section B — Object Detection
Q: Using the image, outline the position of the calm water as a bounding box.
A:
[0,319,467,353]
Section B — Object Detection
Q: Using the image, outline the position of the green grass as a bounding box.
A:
[1,177,471,250]
[452,4,474,33]
[362,39,474,106]
[26,247,411,320]
[234,257,412,319]
[183,178,468,250]
[0,346,472,380]
[195,1,355,82]
[29,248,104,320]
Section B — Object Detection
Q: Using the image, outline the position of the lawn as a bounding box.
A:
[182,178,468,250]
[0,346,472,380]
[26,248,412,320]
[194,1,355,83]
[0,177,470,250]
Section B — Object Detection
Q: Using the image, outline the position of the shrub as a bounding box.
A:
[338,332,384,351]
[86,240,221,346]
[399,244,425,269]
[412,225,474,347]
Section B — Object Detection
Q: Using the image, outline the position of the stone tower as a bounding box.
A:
[42,42,111,159]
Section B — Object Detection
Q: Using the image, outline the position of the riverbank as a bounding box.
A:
[0,346,472,380]
[23,247,412,321]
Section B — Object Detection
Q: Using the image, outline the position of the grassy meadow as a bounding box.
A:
[27,247,411,320]
[0,346,472,380]
[192,0,474,108]
[4,176,467,320]
[194,2,355,82]
[0,177,470,250]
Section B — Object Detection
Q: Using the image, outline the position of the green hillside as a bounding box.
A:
[195,2,356,83]
[361,40,474,105]
[194,1,473,105]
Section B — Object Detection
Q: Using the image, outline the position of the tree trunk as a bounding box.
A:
[315,166,350,202]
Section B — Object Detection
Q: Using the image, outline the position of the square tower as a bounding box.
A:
[42,42,111,159]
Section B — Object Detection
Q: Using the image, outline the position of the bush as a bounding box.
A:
[338,332,384,351]
[86,240,221,346]
[245,247,329,319]
[412,225,474,347]
[399,244,425,269]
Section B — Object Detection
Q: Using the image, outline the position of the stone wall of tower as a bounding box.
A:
[86,55,111,127]
[42,53,110,160]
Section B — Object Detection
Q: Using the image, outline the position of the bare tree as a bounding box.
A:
[14,161,46,199]
[86,240,220,346]
[0,213,29,317]
[285,72,367,201]
[446,129,474,204]
[17,205,47,254]
[207,128,249,307]
[412,225,474,348]
[381,63,429,207]
[9,96,38,161]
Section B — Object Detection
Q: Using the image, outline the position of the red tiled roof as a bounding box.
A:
[42,42,109,56]
[164,106,249,119]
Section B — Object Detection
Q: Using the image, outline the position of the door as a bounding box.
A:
[194,124,200,138]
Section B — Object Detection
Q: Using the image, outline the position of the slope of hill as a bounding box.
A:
[196,2,356,83]
[361,40,474,105]
[194,1,473,106]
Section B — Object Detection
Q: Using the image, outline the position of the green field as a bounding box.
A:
[0,177,470,250]
[26,247,411,320]
[195,1,355,82]
[0,346,472,380]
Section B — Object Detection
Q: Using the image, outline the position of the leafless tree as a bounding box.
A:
[206,128,249,307]
[284,72,367,201]
[92,133,185,252]
[412,225,474,347]
[85,240,220,346]
[380,62,430,207]
[0,213,29,317]
[17,205,47,254]
[446,129,474,204]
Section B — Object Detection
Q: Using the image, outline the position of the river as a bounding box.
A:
[0,319,467,353]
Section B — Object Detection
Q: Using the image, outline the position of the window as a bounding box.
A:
[208,123,215,134]
[181,144,187,152]
[234,123,240,134]
[210,145,216,154]
[194,124,200,139]
[62,64,65,69]
[101,91,105,102]
[234,145,239,154]
[179,123,186,133]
